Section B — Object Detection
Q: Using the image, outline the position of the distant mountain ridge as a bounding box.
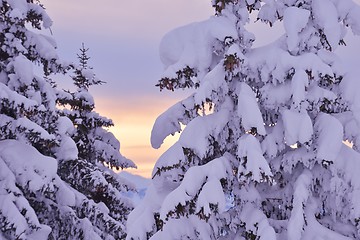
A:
[118,171,150,206]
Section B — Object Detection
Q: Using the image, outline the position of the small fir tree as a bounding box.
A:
[57,43,137,238]
[58,43,133,169]
[127,0,360,239]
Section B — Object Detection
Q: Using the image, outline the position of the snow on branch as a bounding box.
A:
[151,95,198,149]
[237,134,273,184]
[159,155,231,221]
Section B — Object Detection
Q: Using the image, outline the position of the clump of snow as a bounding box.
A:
[151,95,196,149]
[31,33,58,60]
[74,90,95,106]
[315,113,343,161]
[291,70,309,107]
[334,144,360,219]
[159,156,230,220]
[0,140,57,192]
[57,116,75,135]
[282,109,313,146]
[283,7,310,52]
[239,203,277,240]
[194,63,228,105]
[8,55,34,86]
[312,0,342,50]
[126,183,165,240]
[262,119,286,158]
[237,82,266,135]
[0,82,37,111]
[302,198,352,240]
[237,134,272,183]
[178,99,231,158]
[287,169,312,240]
[150,215,213,240]
[55,136,78,161]
[159,15,238,80]
[16,117,54,141]
[152,142,185,179]
[196,179,226,216]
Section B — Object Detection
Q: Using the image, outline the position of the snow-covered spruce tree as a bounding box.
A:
[0,0,81,239]
[127,0,360,239]
[57,43,137,238]
[58,43,134,169]
[0,1,134,239]
[0,0,67,157]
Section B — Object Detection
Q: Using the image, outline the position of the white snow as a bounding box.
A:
[0,140,57,191]
[57,116,75,135]
[239,203,277,240]
[0,140,59,239]
[333,144,360,219]
[118,171,150,206]
[315,113,343,161]
[152,142,185,179]
[282,109,313,146]
[15,117,54,140]
[194,63,228,105]
[287,169,312,240]
[150,215,213,240]
[291,70,309,107]
[128,0,360,239]
[55,136,78,161]
[196,179,226,216]
[0,82,38,110]
[346,2,360,35]
[237,134,272,183]
[151,95,195,149]
[8,55,34,86]
[126,183,165,240]
[312,0,341,50]
[178,99,231,158]
[261,119,286,158]
[32,33,58,60]
[159,15,238,80]
[237,82,266,135]
[159,156,230,220]
[283,7,310,52]
[81,69,95,81]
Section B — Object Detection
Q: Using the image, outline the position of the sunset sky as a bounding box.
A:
[40,0,213,177]
[41,0,360,177]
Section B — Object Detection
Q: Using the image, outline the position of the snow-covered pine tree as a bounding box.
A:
[58,43,134,169]
[0,0,84,238]
[0,0,67,157]
[0,1,135,239]
[57,43,137,238]
[127,0,360,239]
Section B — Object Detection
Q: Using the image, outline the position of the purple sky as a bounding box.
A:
[41,0,360,177]
[41,0,213,177]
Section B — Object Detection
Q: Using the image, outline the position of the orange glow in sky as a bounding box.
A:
[95,96,182,177]
[40,0,213,178]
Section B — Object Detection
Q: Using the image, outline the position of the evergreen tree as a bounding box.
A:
[0,1,135,239]
[57,43,137,239]
[127,0,360,239]
[0,0,83,239]
[58,43,133,169]
[0,0,67,157]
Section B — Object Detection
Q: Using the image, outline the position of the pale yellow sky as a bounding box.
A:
[40,0,213,178]
[95,96,183,177]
